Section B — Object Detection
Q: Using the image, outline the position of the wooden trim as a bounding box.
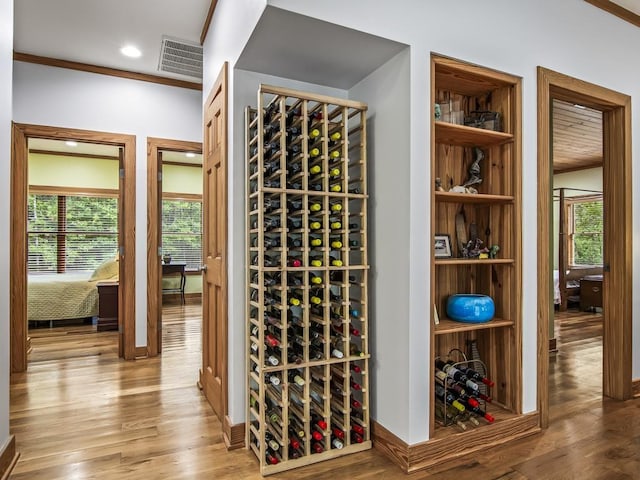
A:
[537,67,633,429]
[584,0,640,28]
[633,379,640,397]
[162,192,203,201]
[28,185,119,198]
[261,84,368,110]
[554,162,603,175]
[222,416,245,450]
[162,160,203,168]
[200,0,219,45]
[29,148,120,161]
[135,346,148,358]
[147,138,202,357]
[0,436,19,480]
[372,416,540,473]
[13,52,202,91]
[11,123,136,371]
[371,421,410,472]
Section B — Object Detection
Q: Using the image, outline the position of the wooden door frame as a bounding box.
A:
[146,137,202,357]
[10,123,137,372]
[537,67,632,427]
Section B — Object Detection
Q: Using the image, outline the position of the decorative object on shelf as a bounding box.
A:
[446,294,495,323]
[488,244,500,259]
[455,211,468,257]
[162,253,172,264]
[461,147,484,193]
[433,303,440,325]
[434,103,442,120]
[434,234,452,258]
[435,177,444,192]
[464,110,502,132]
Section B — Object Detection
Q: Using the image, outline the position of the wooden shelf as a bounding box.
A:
[429,54,526,467]
[434,258,514,266]
[434,121,513,147]
[435,317,514,335]
[435,191,514,204]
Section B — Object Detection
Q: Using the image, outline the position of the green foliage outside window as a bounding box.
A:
[572,200,603,266]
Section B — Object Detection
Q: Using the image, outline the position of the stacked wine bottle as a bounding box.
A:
[434,357,495,431]
[246,85,370,475]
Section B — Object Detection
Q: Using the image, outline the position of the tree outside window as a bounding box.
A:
[570,197,603,266]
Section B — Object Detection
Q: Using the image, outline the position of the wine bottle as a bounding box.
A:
[308,127,321,139]
[309,201,322,212]
[309,235,322,246]
[289,422,305,440]
[309,220,322,230]
[285,198,302,211]
[309,164,321,175]
[287,235,302,248]
[265,349,280,367]
[459,398,495,423]
[351,431,364,444]
[434,359,480,392]
[455,363,495,387]
[265,449,279,465]
[288,370,305,387]
[264,431,280,451]
[265,372,281,386]
[287,217,303,230]
[331,426,345,440]
[311,441,324,454]
[265,332,280,348]
[288,256,302,268]
[286,125,302,137]
[434,383,465,412]
[309,272,323,285]
[329,183,342,192]
[289,434,301,451]
[351,422,365,436]
[311,414,328,430]
[330,201,343,212]
[350,363,362,374]
[331,437,344,449]
[329,167,341,178]
[350,379,362,391]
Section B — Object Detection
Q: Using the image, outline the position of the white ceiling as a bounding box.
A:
[13,0,210,83]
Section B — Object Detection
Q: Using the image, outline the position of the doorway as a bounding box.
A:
[10,124,137,372]
[146,138,202,357]
[537,68,632,428]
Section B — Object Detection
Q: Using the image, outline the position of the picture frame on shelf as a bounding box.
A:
[434,234,452,258]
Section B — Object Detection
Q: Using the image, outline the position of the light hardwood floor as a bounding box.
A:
[10,306,640,479]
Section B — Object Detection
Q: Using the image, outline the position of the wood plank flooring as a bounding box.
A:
[10,306,640,479]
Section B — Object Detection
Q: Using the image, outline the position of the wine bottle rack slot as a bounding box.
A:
[246,85,370,475]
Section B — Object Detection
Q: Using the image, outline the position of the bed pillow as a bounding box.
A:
[89,256,119,281]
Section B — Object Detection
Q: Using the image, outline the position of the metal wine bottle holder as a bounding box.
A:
[435,348,489,428]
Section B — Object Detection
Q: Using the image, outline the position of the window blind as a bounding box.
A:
[27,194,118,273]
[162,199,202,270]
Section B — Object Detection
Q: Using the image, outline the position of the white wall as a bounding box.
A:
[349,49,414,439]
[553,167,603,269]
[264,0,640,442]
[206,0,640,443]
[0,0,13,456]
[13,61,202,347]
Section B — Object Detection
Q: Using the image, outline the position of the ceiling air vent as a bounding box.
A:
[158,36,203,79]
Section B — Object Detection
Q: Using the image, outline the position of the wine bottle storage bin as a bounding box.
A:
[246,85,371,475]
[434,349,491,430]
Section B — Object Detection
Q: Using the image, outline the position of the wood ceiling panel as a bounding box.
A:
[553,99,603,173]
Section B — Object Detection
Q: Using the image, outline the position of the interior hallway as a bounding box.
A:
[9,305,640,479]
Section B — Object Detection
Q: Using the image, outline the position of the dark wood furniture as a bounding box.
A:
[580,275,603,311]
[97,281,119,331]
[162,262,186,304]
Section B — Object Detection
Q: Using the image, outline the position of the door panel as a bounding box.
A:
[200,63,228,421]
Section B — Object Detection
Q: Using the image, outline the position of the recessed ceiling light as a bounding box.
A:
[65,141,78,147]
[185,152,196,158]
[120,45,142,58]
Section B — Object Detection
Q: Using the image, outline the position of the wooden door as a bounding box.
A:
[200,63,228,421]
[118,147,125,358]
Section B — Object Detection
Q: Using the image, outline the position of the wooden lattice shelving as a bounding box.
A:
[245,85,370,475]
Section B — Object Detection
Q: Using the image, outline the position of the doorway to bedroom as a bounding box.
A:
[10,124,137,372]
[537,68,633,429]
[146,138,203,357]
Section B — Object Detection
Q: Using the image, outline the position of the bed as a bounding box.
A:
[27,257,119,322]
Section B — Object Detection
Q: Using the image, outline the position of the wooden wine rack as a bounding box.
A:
[245,85,371,475]
[429,55,525,455]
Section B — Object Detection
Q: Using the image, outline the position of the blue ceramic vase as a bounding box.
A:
[446,294,495,323]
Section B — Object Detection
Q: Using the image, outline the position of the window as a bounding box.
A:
[569,197,603,266]
[28,194,118,273]
[162,199,202,270]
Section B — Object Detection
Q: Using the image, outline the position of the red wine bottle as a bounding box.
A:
[460,399,495,423]
[265,449,279,465]
[456,363,495,387]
